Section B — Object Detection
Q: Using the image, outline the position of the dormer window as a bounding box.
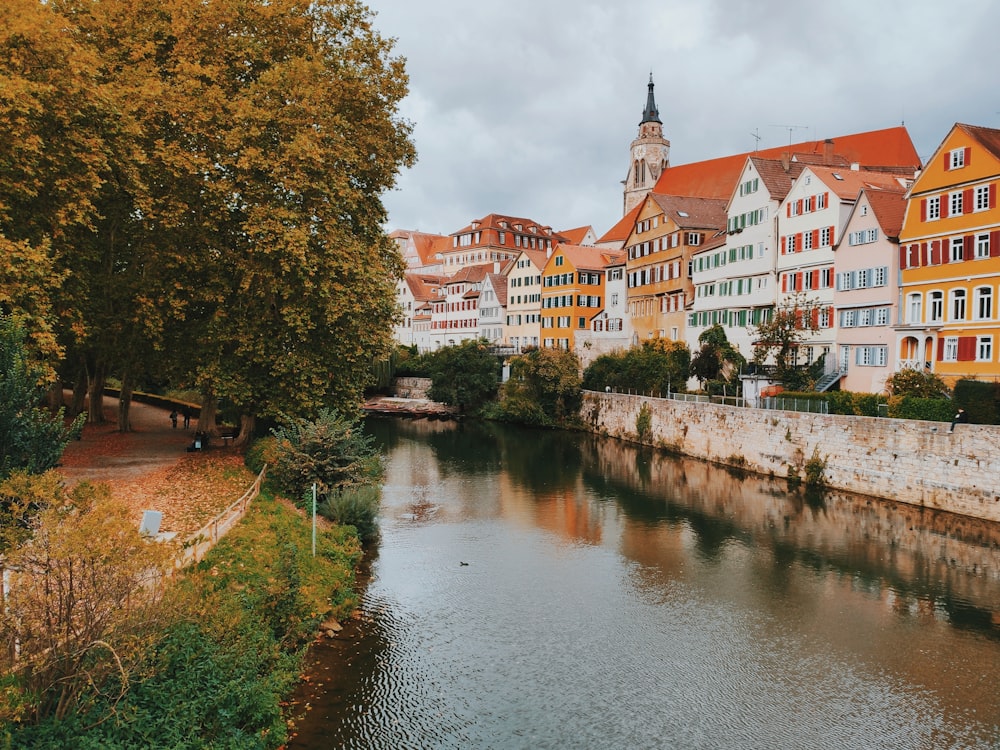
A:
[949,148,967,170]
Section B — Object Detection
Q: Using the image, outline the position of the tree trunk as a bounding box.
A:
[233,413,255,449]
[198,393,218,436]
[46,381,64,413]
[117,369,134,433]
[87,362,106,424]
[69,359,88,418]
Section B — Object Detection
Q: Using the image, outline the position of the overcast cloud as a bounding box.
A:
[368,0,1000,238]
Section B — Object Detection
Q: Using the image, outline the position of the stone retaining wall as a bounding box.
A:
[582,391,1000,523]
[391,377,432,399]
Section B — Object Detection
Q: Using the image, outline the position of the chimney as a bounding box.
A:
[823,138,835,164]
[780,152,790,171]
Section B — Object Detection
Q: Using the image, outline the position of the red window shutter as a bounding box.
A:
[899,245,908,269]
[782,274,787,292]
[958,336,976,362]
[964,234,974,261]
[965,147,972,166]
[920,198,927,221]
[937,240,947,264]
[991,231,1000,257]
[824,192,829,208]
[787,203,792,217]
[943,153,951,171]
[811,270,819,289]
[811,308,819,327]
[990,183,997,209]
[812,229,820,248]
[781,236,786,254]
[798,199,804,214]
[941,197,950,218]
[796,233,804,251]
[964,188,974,211]
[937,338,945,361]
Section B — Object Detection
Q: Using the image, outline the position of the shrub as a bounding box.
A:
[497,348,582,427]
[635,403,652,442]
[887,396,954,422]
[885,369,951,398]
[804,448,827,488]
[953,380,999,424]
[318,485,382,544]
[268,409,382,504]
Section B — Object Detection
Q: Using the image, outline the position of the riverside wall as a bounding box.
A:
[581,391,1000,524]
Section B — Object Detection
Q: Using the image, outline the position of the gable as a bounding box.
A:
[909,123,1000,197]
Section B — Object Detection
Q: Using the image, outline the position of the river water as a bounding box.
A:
[286,417,1000,749]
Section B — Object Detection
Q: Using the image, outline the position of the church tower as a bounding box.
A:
[623,74,670,215]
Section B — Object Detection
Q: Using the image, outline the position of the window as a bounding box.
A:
[840,346,851,371]
[873,266,887,287]
[578,317,586,329]
[950,237,964,262]
[950,148,966,169]
[687,232,702,246]
[803,232,814,251]
[978,336,993,362]
[976,233,991,259]
[841,309,857,327]
[950,192,964,216]
[787,235,797,253]
[951,288,967,321]
[927,196,940,221]
[975,286,993,320]
[929,291,944,322]
[976,185,990,212]
[943,337,958,362]
[875,307,889,326]
[554,256,563,266]
[906,293,923,324]
[855,346,887,367]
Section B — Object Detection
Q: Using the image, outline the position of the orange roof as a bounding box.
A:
[597,203,642,244]
[748,156,806,202]
[404,273,445,302]
[651,126,919,200]
[559,225,594,244]
[447,263,492,285]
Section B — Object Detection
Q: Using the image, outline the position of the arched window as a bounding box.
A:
[633,160,641,187]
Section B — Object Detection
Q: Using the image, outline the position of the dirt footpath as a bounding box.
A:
[58,397,249,535]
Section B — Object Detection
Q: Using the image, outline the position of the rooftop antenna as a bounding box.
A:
[750,128,762,151]
[769,124,809,147]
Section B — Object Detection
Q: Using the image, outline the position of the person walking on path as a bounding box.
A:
[182,407,191,429]
[948,408,968,434]
[170,409,179,429]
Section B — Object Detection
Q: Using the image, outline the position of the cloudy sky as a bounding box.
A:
[367,0,1000,239]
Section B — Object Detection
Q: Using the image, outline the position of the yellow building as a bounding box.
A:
[540,244,624,351]
[898,123,1000,383]
[624,193,727,343]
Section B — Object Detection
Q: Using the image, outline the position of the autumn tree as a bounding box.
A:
[0,485,174,726]
[885,368,951,399]
[751,295,822,390]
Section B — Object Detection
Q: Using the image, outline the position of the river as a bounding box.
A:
[286,417,1000,749]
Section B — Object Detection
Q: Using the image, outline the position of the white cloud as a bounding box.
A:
[371,0,1000,238]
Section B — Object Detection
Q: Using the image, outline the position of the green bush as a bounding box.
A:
[268,409,383,504]
[887,396,954,422]
[953,380,999,424]
[318,485,382,544]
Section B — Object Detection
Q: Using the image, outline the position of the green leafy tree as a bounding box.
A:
[0,316,83,479]
[425,340,501,413]
[500,347,582,426]
[885,368,951,399]
[583,339,691,394]
[751,295,821,390]
[690,324,746,389]
[269,408,383,502]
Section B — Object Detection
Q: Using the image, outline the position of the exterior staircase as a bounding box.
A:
[814,369,844,392]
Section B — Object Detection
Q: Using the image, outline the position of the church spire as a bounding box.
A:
[640,73,661,125]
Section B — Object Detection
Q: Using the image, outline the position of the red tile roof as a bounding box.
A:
[559,225,594,245]
[649,194,728,230]
[486,273,508,307]
[957,123,1000,162]
[451,213,568,242]
[651,126,919,200]
[404,273,445,301]
[864,187,908,239]
[556,244,626,272]
[748,156,806,202]
[597,203,642,245]
[807,166,908,201]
